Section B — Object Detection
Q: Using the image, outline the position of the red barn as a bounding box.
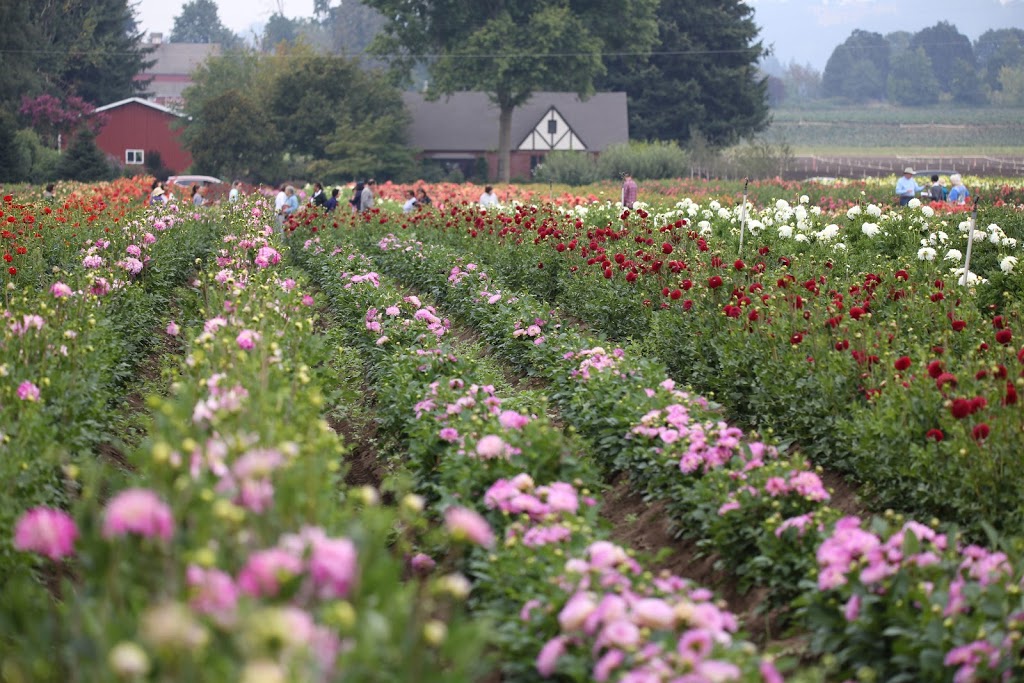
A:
[92,98,192,175]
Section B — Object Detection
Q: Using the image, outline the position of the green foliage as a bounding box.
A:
[887,47,940,106]
[0,111,23,183]
[13,129,61,184]
[182,46,411,181]
[39,0,154,106]
[594,141,690,181]
[822,30,890,102]
[181,89,282,180]
[976,28,1024,93]
[531,152,601,186]
[170,0,242,47]
[911,21,975,94]
[994,66,1024,106]
[57,129,114,181]
[365,0,657,181]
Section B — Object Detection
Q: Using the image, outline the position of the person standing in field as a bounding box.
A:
[229,180,242,203]
[310,182,328,210]
[349,182,364,213]
[326,188,340,212]
[403,190,418,213]
[479,185,499,208]
[929,175,947,202]
[416,187,432,208]
[621,173,638,208]
[275,185,288,215]
[360,179,376,211]
[895,167,924,206]
[947,173,970,205]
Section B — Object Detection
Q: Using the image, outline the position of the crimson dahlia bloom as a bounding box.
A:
[708,275,723,289]
[996,329,1013,345]
[973,424,991,442]
[926,429,944,442]
[894,356,912,371]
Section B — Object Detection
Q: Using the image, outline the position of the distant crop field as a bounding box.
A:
[764,105,1024,153]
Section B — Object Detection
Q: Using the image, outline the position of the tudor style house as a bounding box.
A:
[402,91,628,180]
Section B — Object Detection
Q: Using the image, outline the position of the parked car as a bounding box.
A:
[166,175,226,203]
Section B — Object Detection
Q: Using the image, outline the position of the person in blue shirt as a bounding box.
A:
[947,173,970,205]
[895,167,924,206]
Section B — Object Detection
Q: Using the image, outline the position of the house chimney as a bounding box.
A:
[150,32,163,45]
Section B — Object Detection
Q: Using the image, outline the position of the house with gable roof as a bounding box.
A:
[402,91,628,181]
[91,98,192,174]
[136,33,221,110]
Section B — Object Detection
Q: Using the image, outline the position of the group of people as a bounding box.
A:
[895,167,970,206]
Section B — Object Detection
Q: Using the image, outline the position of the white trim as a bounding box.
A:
[94,97,183,117]
[517,107,587,151]
[125,149,144,165]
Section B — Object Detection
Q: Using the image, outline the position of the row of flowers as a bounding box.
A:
[325,198,1024,536]
[0,189,224,578]
[292,235,785,681]
[311,226,1024,682]
[3,199,500,681]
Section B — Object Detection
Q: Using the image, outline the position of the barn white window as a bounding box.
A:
[125,149,144,165]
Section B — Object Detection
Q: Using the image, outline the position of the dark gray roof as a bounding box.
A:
[143,43,221,76]
[402,91,628,153]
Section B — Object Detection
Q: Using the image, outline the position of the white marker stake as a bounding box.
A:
[961,197,980,286]
[738,177,749,256]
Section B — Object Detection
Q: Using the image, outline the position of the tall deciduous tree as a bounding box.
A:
[975,29,1024,93]
[365,0,658,182]
[181,90,281,179]
[822,30,890,102]
[599,0,768,146]
[887,47,939,106]
[171,0,242,48]
[910,22,974,95]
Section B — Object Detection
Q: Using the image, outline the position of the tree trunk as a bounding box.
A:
[497,103,513,183]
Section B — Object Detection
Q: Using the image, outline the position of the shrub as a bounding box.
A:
[596,141,689,181]
[531,152,600,186]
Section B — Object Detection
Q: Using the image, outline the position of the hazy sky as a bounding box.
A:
[133,0,1024,70]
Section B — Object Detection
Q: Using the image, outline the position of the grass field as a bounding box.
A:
[763,104,1024,154]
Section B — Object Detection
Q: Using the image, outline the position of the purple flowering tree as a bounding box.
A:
[18,94,109,149]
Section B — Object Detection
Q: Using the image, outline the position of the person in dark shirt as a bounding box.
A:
[325,188,340,212]
[349,182,364,213]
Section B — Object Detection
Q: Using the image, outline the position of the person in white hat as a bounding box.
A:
[895,167,924,206]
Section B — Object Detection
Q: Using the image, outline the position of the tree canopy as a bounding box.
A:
[170,0,243,48]
[822,30,890,102]
[181,45,410,182]
[364,0,659,182]
[599,0,768,147]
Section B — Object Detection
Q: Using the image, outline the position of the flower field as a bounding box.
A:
[2,176,1024,682]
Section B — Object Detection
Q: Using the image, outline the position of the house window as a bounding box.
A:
[125,149,144,165]
[547,118,558,135]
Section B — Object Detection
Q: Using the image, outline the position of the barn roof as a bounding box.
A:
[94,98,183,117]
[402,91,628,152]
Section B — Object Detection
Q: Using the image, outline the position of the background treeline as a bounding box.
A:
[763,23,1024,107]
[0,0,771,185]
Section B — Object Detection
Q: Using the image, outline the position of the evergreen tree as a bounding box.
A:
[822,30,890,101]
[170,0,242,48]
[0,110,23,183]
[598,0,768,146]
[42,0,154,105]
[58,129,114,181]
[0,1,44,116]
